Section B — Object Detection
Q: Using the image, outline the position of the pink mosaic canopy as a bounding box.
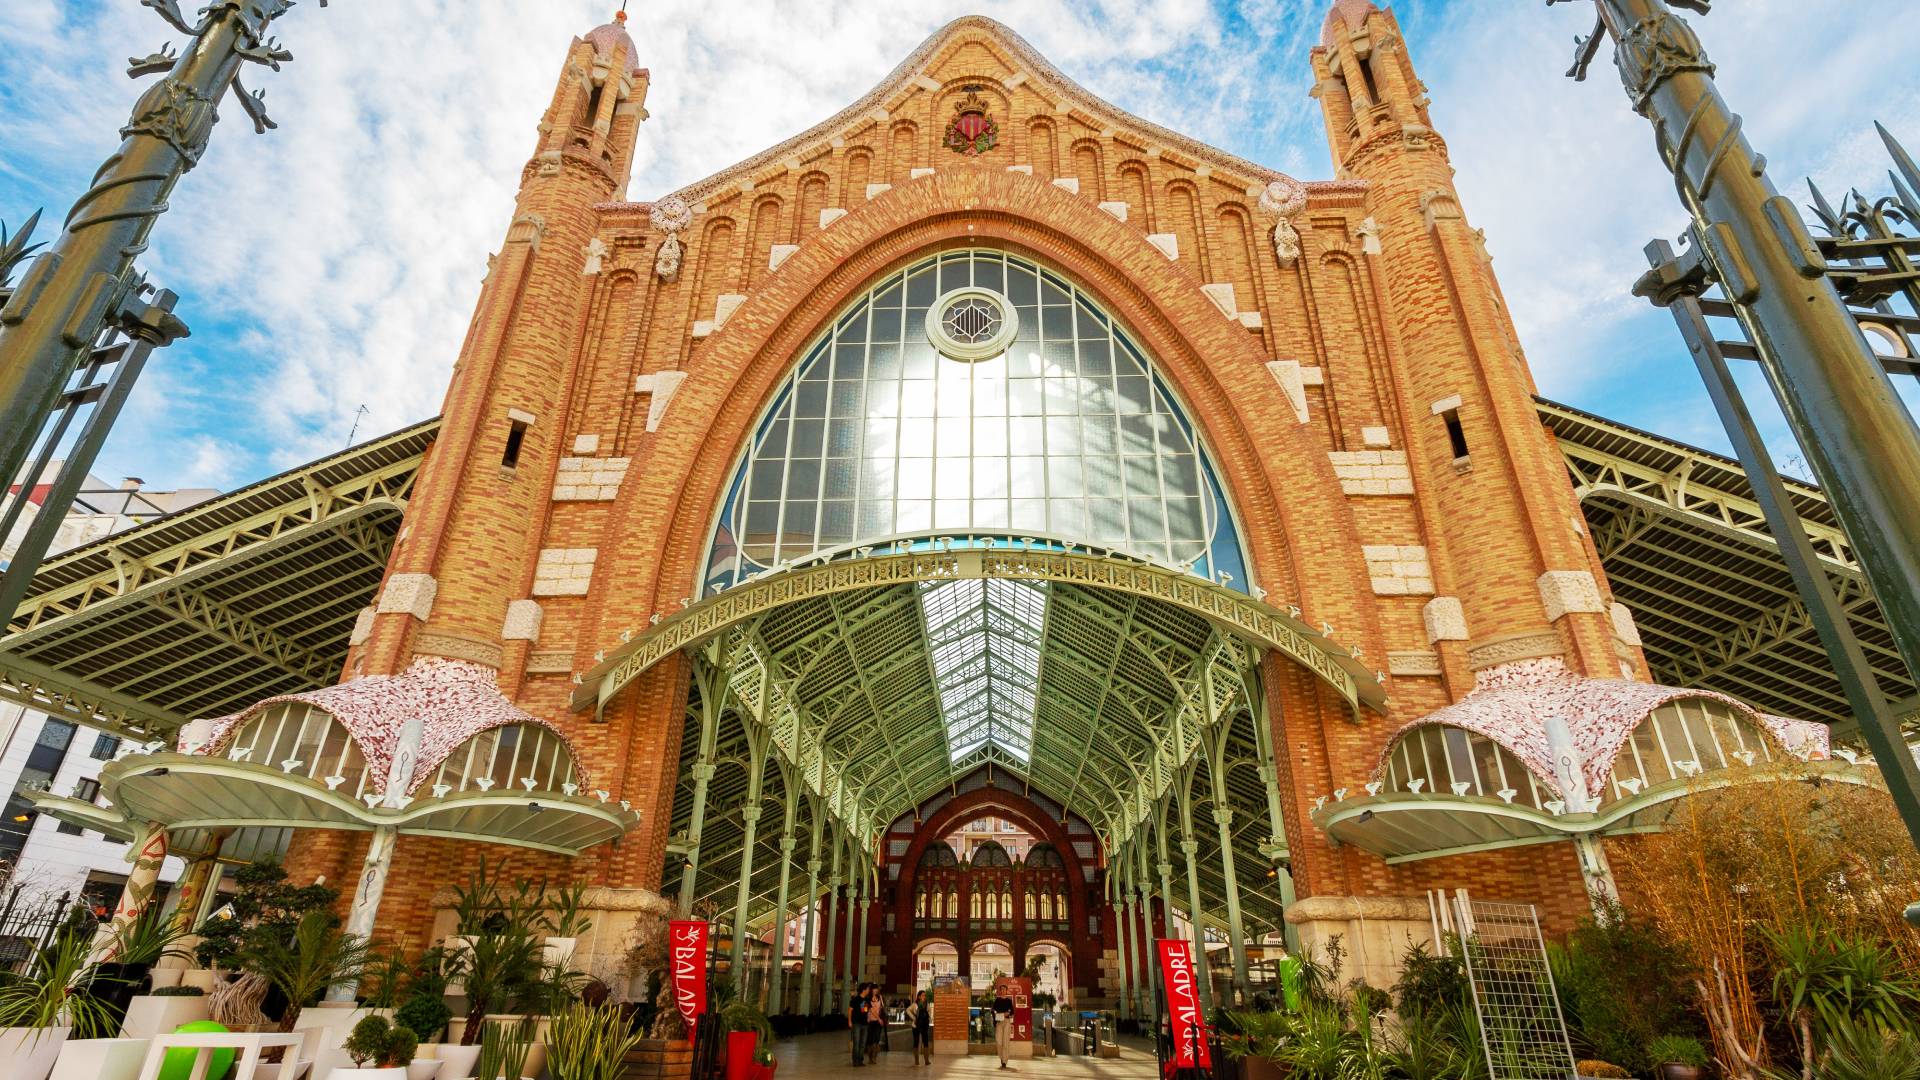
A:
[1376,657,1830,802]
[194,657,589,795]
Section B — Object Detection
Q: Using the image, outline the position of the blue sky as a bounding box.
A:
[3,0,1917,491]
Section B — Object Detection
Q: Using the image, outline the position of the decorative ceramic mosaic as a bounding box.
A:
[193,657,588,795]
[1374,657,1829,801]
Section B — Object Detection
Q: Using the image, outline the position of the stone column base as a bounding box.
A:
[1283,895,1435,990]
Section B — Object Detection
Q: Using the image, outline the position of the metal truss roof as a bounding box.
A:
[663,577,1290,930]
[1542,398,1915,731]
[0,420,436,738]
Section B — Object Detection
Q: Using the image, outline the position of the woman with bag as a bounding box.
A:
[910,989,934,1065]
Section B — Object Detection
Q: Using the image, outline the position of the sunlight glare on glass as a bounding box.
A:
[918,577,1046,763]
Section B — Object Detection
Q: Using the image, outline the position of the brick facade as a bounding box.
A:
[305,7,1642,951]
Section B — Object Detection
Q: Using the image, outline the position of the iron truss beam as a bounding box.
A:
[0,420,435,737]
[1542,398,1915,730]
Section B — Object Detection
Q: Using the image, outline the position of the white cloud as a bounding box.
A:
[3,1,1916,490]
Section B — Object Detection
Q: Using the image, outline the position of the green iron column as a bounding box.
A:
[839,845,858,1004]
[678,656,727,916]
[729,731,770,985]
[854,859,871,990]
[1172,773,1213,1015]
[1112,850,1133,1022]
[820,830,843,1017]
[1207,726,1251,1004]
[1244,675,1300,955]
[766,778,800,1014]
[1133,833,1153,1019]
[1154,801,1177,1013]
[797,801,824,1017]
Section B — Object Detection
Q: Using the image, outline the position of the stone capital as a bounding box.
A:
[376,573,437,621]
[1421,595,1468,643]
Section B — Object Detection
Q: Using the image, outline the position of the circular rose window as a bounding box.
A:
[925,287,1018,361]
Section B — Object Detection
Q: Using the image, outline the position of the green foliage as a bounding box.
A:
[447,858,590,1043]
[149,984,205,997]
[0,210,44,293]
[474,1016,535,1080]
[1764,920,1920,1040]
[344,1014,419,1068]
[193,860,340,971]
[547,1001,643,1080]
[1548,902,1698,1073]
[1393,941,1468,1019]
[1220,1009,1294,1061]
[238,909,371,1032]
[1575,1061,1630,1078]
[1801,1011,1920,1080]
[0,931,118,1036]
[1645,1034,1707,1067]
[358,942,413,1009]
[719,996,772,1045]
[394,989,453,1043]
[103,905,191,969]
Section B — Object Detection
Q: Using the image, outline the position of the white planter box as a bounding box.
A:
[418,1042,480,1080]
[121,995,211,1038]
[322,1068,407,1080]
[50,1035,148,1080]
[1,1026,71,1080]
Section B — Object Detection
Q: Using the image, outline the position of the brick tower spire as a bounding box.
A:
[351,14,650,676]
[1310,3,1636,682]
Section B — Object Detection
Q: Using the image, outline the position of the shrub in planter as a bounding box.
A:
[150,984,206,997]
[344,1014,421,1071]
[395,990,452,1044]
[1645,1034,1708,1079]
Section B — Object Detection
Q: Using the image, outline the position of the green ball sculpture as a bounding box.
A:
[157,1019,235,1080]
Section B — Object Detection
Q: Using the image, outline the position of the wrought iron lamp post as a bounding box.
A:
[1556,0,1920,919]
[0,0,319,621]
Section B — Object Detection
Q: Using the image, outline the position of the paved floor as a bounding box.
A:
[771,1031,1160,1077]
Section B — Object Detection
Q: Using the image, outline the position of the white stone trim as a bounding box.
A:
[572,433,601,454]
[1362,544,1434,596]
[1429,394,1463,415]
[1145,233,1179,260]
[533,548,598,597]
[1537,570,1606,621]
[768,244,799,271]
[633,370,689,432]
[1608,601,1642,647]
[1264,360,1310,424]
[909,167,936,180]
[349,606,376,646]
[1328,451,1413,495]
[819,207,848,228]
[377,573,437,622]
[1051,177,1081,194]
[1422,596,1468,643]
[1097,200,1128,222]
[506,408,536,426]
[502,599,544,642]
[865,183,892,200]
[553,455,633,501]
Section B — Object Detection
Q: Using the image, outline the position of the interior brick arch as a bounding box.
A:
[579,166,1385,680]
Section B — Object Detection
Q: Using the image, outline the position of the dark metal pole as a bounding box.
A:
[1562,0,1920,920]
[0,0,312,587]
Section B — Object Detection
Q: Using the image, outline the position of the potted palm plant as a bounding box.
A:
[1646,1034,1708,1080]
[239,909,372,1034]
[0,932,119,1080]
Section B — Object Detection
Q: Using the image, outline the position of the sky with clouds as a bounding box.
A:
[2,0,1916,492]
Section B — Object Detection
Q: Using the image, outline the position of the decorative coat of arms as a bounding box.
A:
[944,87,998,156]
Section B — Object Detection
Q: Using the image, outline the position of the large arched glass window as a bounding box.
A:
[701,249,1250,595]
[1598,698,1774,805]
[225,702,371,798]
[1382,724,1552,810]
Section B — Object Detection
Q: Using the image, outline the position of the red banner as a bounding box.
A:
[1156,938,1211,1068]
[668,920,710,1032]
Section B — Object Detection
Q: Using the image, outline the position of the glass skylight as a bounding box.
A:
[918,577,1047,762]
[700,249,1251,596]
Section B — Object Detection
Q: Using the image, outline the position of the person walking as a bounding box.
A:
[911,989,934,1066]
[850,982,869,1066]
[991,988,1015,1068]
[865,985,887,1063]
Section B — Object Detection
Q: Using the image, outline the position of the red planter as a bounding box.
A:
[725,1031,758,1080]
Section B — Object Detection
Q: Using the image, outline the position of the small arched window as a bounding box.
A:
[416,722,578,796]
[916,890,927,917]
[1002,891,1013,920]
[224,702,370,797]
[946,891,958,918]
[1383,723,1550,809]
[971,891,983,919]
[1038,892,1053,920]
[1600,698,1775,805]
[1055,892,1066,918]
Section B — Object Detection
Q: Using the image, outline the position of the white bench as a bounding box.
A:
[134,1031,305,1080]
